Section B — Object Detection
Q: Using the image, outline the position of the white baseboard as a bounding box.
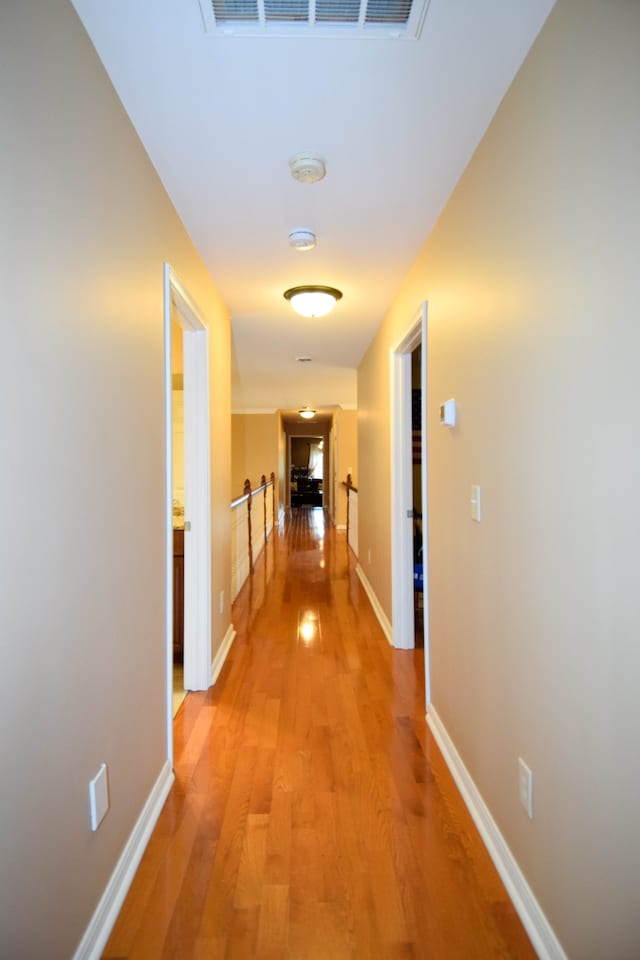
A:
[72,760,174,960]
[355,564,393,645]
[426,707,567,960]
[211,623,236,685]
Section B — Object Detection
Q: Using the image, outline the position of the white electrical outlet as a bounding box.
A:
[219,590,224,614]
[518,758,533,819]
[89,763,110,831]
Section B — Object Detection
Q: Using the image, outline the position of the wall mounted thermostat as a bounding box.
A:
[439,399,456,427]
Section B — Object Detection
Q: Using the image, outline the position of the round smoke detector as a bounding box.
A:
[289,153,326,184]
[289,229,317,252]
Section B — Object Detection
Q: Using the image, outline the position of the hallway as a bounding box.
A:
[104,509,534,959]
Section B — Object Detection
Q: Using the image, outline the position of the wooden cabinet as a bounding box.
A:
[173,528,184,661]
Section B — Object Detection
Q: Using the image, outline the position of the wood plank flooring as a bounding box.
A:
[103,508,535,959]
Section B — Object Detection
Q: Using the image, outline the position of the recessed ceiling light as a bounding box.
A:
[289,229,317,252]
[296,356,313,363]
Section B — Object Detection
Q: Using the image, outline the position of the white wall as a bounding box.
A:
[0,2,230,957]
[333,408,358,529]
[358,1,640,956]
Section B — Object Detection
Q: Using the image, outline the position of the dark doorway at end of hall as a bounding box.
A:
[290,436,324,507]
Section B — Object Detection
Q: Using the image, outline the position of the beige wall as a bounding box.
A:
[0,2,230,957]
[231,413,280,497]
[359,1,640,956]
[277,412,286,514]
[334,408,358,529]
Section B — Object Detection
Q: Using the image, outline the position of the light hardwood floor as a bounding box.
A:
[103,508,535,959]
[173,663,186,717]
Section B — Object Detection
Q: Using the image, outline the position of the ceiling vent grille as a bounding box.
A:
[199,0,429,38]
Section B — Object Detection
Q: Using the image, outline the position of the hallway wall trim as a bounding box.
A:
[211,624,237,686]
[355,564,392,644]
[426,707,567,960]
[72,761,174,960]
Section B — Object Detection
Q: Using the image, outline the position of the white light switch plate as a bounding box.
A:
[518,757,533,819]
[89,763,110,831]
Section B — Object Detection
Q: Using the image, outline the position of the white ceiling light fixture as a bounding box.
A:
[299,408,316,420]
[289,154,326,184]
[284,285,342,318]
[289,229,317,251]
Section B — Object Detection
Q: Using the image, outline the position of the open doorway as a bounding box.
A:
[390,302,430,703]
[290,436,324,508]
[411,344,424,648]
[170,316,187,715]
[164,265,212,763]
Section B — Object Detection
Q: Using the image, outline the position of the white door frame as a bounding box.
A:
[390,301,430,704]
[331,416,339,527]
[163,264,212,761]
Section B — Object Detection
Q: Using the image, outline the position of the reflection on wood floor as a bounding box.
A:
[172,663,186,717]
[103,507,535,959]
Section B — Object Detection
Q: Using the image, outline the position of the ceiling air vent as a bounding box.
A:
[198,0,429,38]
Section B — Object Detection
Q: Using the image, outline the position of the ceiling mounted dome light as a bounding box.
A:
[289,229,317,252]
[289,153,326,184]
[284,285,343,318]
[299,408,316,420]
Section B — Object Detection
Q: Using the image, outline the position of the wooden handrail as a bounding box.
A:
[342,474,358,542]
[261,474,267,541]
[341,473,358,494]
[230,473,277,598]
[231,474,273,508]
[271,471,276,527]
[231,471,277,599]
[244,478,253,574]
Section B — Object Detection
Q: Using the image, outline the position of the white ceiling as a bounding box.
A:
[71,0,554,414]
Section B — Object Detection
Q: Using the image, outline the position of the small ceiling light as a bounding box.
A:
[284,285,343,318]
[299,408,316,420]
[296,356,312,363]
[289,153,326,184]
[289,229,317,252]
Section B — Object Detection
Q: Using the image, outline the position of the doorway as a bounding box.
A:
[390,302,430,703]
[411,344,424,648]
[170,316,187,715]
[290,436,324,508]
[163,264,212,763]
